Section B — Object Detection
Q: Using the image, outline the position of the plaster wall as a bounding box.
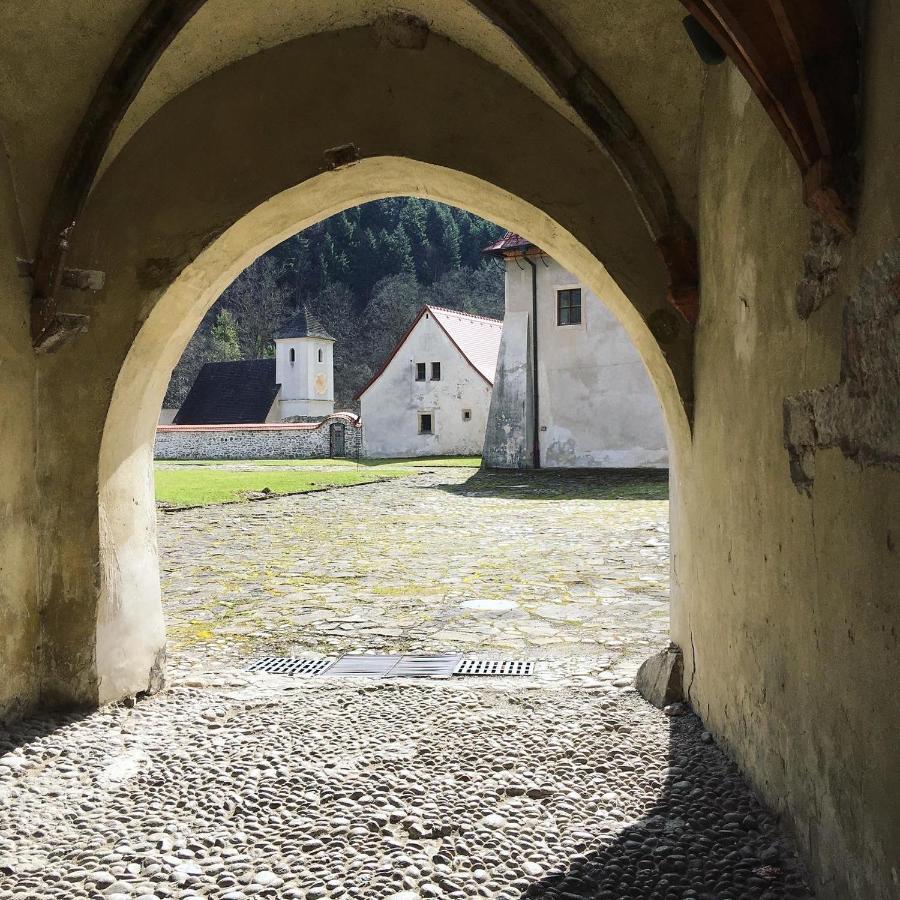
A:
[675,21,900,899]
[489,257,668,468]
[483,311,533,469]
[0,146,39,721]
[360,314,494,458]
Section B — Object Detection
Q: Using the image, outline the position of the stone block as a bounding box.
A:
[635,643,684,709]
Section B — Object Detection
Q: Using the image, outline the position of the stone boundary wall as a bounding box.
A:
[155,415,362,460]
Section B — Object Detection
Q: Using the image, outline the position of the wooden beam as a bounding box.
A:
[30,0,207,349]
[681,0,859,233]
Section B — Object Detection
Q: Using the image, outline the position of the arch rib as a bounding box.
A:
[681,0,859,233]
[468,0,700,324]
[30,0,858,346]
[30,0,207,349]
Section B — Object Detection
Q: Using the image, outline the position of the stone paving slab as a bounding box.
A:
[158,469,671,685]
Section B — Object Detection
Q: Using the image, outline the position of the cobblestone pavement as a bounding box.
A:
[159,469,671,686]
[0,469,814,899]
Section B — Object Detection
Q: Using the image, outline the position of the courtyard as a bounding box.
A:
[0,467,814,899]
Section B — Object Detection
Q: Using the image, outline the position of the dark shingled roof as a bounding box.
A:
[174,359,280,425]
[273,304,334,341]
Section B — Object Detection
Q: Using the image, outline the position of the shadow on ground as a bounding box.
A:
[518,712,813,900]
[0,708,91,756]
[431,468,669,501]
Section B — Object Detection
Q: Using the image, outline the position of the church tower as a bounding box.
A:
[273,305,335,420]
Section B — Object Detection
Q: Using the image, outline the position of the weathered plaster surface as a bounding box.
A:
[784,239,900,492]
[489,256,668,469]
[676,37,899,899]
[483,311,533,469]
[0,143,39,721]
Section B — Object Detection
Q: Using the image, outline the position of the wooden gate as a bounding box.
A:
[329,422,346,457]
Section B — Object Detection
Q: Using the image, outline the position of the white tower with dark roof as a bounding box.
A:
[273,305,335,420]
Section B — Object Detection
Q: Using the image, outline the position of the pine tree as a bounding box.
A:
[209,309,242,361]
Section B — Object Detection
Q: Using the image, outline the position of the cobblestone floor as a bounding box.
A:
[0,469,814,899]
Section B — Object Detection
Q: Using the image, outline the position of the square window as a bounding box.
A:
[557,288,582,326]
[415,362,426,381]
[462,409,472,421]
[431,361,441,380]
[418,413,433,434]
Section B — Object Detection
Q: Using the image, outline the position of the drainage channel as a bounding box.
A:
[247,653,535,679]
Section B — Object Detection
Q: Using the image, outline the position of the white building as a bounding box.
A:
[483,233,668,469]
[272,306,335,419]
[174,305,335,425]
[357,305,502,458]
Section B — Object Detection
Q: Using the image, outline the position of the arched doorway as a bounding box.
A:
[98,159,690,701]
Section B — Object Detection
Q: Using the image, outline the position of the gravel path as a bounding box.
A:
[0,469,813,898]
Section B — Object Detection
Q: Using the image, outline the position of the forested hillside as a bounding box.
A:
[165,198,505,410]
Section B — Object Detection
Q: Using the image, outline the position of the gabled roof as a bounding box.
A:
[273,304,334,341]
[174,359,280,425]
[482,231,539,256]
[355,305,503,400]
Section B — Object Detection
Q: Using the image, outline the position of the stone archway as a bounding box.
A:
[97,157,691,703]
[33,28,692,707]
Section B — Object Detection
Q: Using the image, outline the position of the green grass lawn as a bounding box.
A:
[154,456,482,507]
[154,467,400,507]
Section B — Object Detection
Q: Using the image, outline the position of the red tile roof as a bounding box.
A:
[355,305,503,400]
[429,306,503,383]
[482,231,538,256]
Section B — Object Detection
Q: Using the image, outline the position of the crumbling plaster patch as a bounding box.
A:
[784,238,900,492]
[795,213,844,320]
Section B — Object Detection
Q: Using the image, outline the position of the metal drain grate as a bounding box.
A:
[247,657,334,676]
[246,655,535,679]
[454,659,535,677]
[326,654,403,676]
[386,653,462,679]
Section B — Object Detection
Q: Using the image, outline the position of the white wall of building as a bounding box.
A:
[498,256,668,468]
[360,313,493,458]
[274,336,334,419]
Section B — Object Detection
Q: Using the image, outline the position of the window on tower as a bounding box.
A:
[318,348,323,363]
[289,348,295,363]
[557,288,582,325]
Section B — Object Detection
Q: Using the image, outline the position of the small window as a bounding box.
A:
[289,348,296,363]
[431,361,441,381]
[418,413,433,434]
[557,288,582,326]
[462,409,472,422]
[317,348,323,363]
[415,362,427,381]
